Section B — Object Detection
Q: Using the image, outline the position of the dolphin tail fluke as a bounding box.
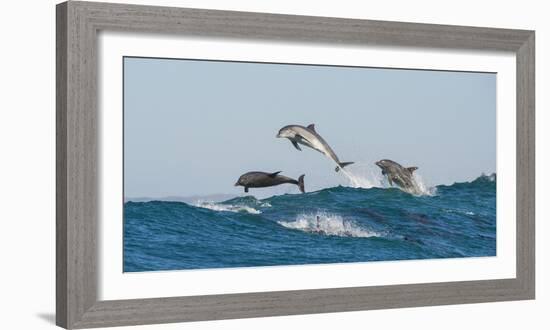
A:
[335,162,354,172]
[406,166,418,174]
[298,174,305,193]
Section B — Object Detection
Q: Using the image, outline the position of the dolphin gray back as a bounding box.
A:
[239,171,295,185]
[289,125,340,162]
[378,160,420,191]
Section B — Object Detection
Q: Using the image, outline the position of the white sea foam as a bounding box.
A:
[259,201,272,208]
[278,212,382,238]
[337,162,436,196]
[445,208,475,216]
[194,201,261,214]
[339,164,382,189]
[482,173,497,182]
[411,173,438,196]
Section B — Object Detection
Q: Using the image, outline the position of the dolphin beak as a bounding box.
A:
[234,182,239,186]
[375,161,382,168]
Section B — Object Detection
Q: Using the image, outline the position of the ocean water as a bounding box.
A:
[123,174,496,272]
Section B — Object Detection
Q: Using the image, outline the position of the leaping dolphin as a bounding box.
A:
[277,124,354,172]
[234,171,305,193]
[375,159,420,194]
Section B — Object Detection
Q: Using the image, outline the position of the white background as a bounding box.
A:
[0,0,548,329]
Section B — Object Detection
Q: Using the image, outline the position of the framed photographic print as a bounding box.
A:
[56,1,535,328]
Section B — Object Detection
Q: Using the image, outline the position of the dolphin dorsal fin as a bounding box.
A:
[269,171,282,177]
[307,124,316,132]
[407,167,418,173]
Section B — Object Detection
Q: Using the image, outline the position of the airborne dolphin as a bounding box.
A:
[277,124,354,172]
[375,159,420,194]
[234,171,305,193]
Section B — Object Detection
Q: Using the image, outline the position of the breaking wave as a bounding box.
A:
[194,201,262,214]
[278,212,383,238]
[194,196,271,214]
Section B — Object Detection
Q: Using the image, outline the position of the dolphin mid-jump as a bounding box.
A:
[235,171,305,193]
[375,159,420,193]
[277,124,354,172]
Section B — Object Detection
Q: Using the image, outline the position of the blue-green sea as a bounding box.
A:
[124,174,496,272]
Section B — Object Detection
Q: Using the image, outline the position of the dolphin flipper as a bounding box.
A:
[387,176,394,186]
[291,141,302,151]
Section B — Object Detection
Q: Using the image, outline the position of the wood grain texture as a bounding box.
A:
[56,3,68,328]
[515,32,536,297]
[76,1,532,51]
[57,1,99,327]
[74,279,526,328]
[56,1,535,328]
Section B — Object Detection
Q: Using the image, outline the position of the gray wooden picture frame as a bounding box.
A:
[56,1,535,328]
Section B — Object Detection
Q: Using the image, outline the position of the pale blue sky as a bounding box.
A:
[124,57,496,198]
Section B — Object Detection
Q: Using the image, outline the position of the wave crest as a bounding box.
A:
[476,173,496,183]
[194,200,262,214]
[278,212,383,238]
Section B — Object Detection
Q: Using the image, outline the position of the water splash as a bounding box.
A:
[338,163,383,189]
[278,212,383,238]
[334,162,437,196]
[194,200,261,214]
[410,173,437,196]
